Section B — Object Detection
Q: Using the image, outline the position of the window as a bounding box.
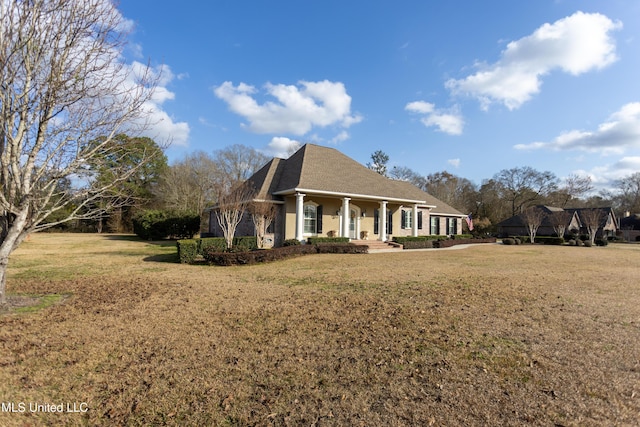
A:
[430,216,440,235]
[402,210,412,229]
[304,205,316,234]
[448,218,457,235]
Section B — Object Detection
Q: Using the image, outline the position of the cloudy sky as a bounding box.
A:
[119,0,640,190]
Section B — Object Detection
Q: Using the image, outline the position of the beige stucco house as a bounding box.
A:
[207,144,467,246]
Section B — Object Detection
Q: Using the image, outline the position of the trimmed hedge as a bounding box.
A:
[308,237,350,244]
[393,236,448,244]
[435,237,496,248]
[176,236,258,264]
[202,243,367,266]
[534,236,564,245]
[402,240,434,249]
[394,236,496,249]
[176,239,198,264]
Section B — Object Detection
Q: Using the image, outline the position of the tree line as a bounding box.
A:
[367,150,640,233]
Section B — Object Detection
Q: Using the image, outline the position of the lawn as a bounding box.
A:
[1,233,639,426]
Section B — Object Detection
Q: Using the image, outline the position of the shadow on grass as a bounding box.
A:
[143,253,180,263]
[101,234,179,247]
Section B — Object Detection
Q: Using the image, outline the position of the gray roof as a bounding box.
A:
[247,144,464,216]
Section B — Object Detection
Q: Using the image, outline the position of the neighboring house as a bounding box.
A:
[496,205,618,239]
[619,213,640,241]
[206,144,467,246]
[567,207,618,239]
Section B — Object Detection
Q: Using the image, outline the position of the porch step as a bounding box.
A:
[350,239,403,252]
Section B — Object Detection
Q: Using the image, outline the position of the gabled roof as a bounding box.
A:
[497,205,617,230]
[247,144,464,216]
[566,207,617,229]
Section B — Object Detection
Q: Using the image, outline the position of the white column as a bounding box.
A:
[412,204,419,237]
[379,201,387,241]
[295,193,305,241]
[341,197,350,238]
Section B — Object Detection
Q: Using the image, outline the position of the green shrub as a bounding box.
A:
[503,238,515,245]
[595,238,609,246]
[583,240,593,247]
[308,237,350,244]
[392,236,447,244]
[133,210,200,240]
[567,239,576,246]
[283,239,301,246]
[402,240,434,249]
[176,239,198,264]
[514,238,522,245]
[576,239,584,246]
[233,236,258,251]
[534,236,564,245]
[315,244,368,254]
[199,237,227,254]
[202,243,367,266]
[452,234,474,239]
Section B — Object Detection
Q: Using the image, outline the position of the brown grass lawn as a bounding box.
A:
[0,234,639,426]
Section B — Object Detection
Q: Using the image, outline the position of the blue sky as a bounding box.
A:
[118,0,640,190]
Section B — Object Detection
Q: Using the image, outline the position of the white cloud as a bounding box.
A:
[330,130,350,144]
[446,11,622,110]
[264,137,301,158]
[405,101,464,135]
[515,102,640,154]
[213,80,362,136]
[574,156,640,188]
[405,101,434,114]
[134,63,190,146]
[448,158,461,168]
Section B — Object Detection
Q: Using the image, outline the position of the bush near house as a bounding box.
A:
[202,243,367,266]
[133,210,200,240]
[393,235,496,249]
[392,236,447,249]
[534,236,565,245]
[176,236,258,264]
[308,237,350,244]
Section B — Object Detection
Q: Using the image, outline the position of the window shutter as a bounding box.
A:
[373,209,379,234]
[401,210,406,229]
[316,205,323,234]
[418,211,423,229]
[388,210,393,234]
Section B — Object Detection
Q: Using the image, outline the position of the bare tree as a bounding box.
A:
[548,210,572,238]
[494,167,558,217]
[521,206,546,243]
[614,172,640,214]
[157,151,221,214]
[0,0,158,305]
[558,174,593,208]
[581,208,604,245]
[214,144,269,189]
[249,201,276,249]
[215,183,255,250]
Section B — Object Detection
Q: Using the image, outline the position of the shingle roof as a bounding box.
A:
[247,144,464,216]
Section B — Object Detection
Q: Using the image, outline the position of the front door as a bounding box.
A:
[349,208,357,239]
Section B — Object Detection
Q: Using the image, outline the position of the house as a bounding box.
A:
[496,205,618,239]
[619,213,640,241]
[207,144,467,247]
[567,207,618,239]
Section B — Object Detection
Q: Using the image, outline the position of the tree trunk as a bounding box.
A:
[0,209,30,306]
[0,255,8,306]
